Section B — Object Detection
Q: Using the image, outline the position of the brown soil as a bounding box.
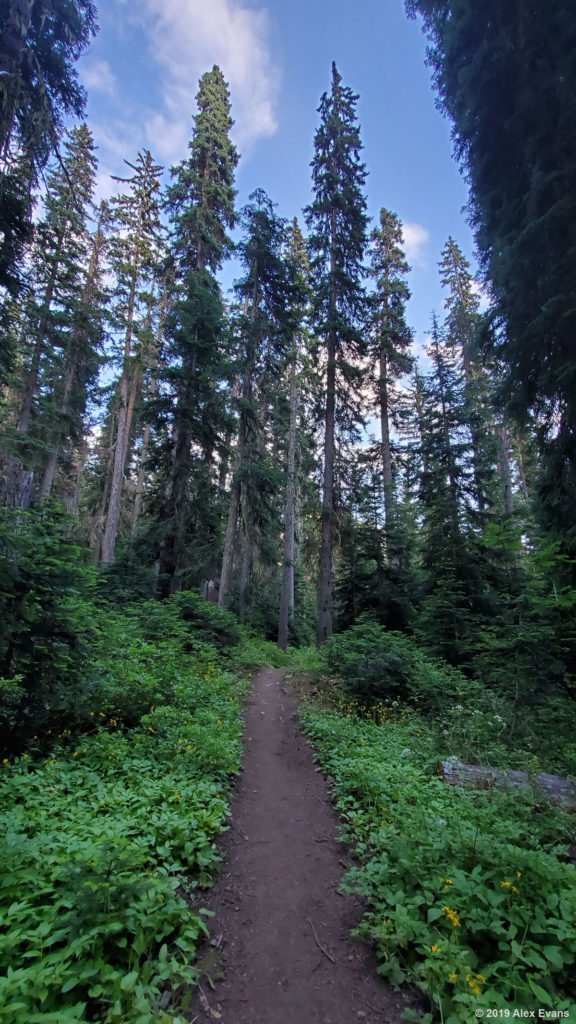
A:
[189,667,406,1024]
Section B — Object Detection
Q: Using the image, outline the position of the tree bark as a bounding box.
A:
[317,207,338,645]
[100,244,141,564]
[496,422,514,515]
[16,225,66,434]
[278,344,299,649]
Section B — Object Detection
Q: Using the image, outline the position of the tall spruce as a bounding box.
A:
[407,0,576,556]
[368,208,412,559]
[0,0,97,295]
[218,190,295,615]
[156,66,238,596]
[305,63,369,644]
[38,199,109,501]
[15,123,98,439]
[100,151,164,565]
[278,218,310,649]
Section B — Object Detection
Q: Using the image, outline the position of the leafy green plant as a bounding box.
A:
[0,606,248,1023]
[300,706,576,1023]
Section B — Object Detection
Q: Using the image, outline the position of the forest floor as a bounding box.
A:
[190,667,407,1024]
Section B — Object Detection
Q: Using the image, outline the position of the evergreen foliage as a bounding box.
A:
[407,0,576,555]
[156,66,238,596]
[0,0,98,292]
[305,62,369,643]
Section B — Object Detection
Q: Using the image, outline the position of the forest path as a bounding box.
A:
[190,667,405,1024]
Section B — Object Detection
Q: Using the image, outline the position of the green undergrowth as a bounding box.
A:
[300,702,576,1024]
[0,597,249,1024]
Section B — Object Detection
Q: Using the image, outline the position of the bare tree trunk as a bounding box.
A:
[100,264,139,564]
[278,346,299,649]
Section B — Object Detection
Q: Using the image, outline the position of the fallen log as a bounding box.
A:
[439,758,576,812]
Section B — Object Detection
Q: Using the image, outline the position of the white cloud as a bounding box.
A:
[81,59,116,96]
[135,0,279,162]
[401,221,430,269]
[471,277,492,312]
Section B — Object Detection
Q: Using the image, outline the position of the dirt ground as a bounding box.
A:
[189,667,407,1024]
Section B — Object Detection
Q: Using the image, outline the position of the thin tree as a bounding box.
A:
[368,208,412,559]
[100,151,164,565]
[305,63,369,644]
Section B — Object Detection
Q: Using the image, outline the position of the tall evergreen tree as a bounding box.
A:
[0,0,97,294]
[100,151,164,565]
[218,190,295,615]
[277,218,310,650]
[15,123,98,438]
[407,0,576,555]
[368,208,412,558]
[156,65,238,596]
[38,199,109,501]
[305,63,369,644]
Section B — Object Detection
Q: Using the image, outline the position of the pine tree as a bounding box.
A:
[0,0,98,293]
[278,218,310,650]
[368,208,412,558]
[305,63,369,644]
[100,151,164,565]
[156,66,238,596]
[407,0,576,555]
[15,123,98,439]
[218,190,295,615]
[38,199,109,500]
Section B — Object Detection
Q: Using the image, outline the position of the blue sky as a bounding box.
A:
[78,0,482,353]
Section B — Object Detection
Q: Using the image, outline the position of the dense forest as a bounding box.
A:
[1,1,575,1022]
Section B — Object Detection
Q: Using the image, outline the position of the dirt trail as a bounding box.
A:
[191,667,405,1024]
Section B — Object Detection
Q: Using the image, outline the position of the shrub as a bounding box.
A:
[0,507,99,752]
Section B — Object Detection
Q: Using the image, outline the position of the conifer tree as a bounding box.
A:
[278,218,310,650]
[156,66,238,595]
[100,151,164,565]
[15,123,98,439]
[218,190,295,614]
[368,208,412,558]
[38,200,109,500]
[0,0,98,293]
[407,0,576,555]
[305,63,369,644]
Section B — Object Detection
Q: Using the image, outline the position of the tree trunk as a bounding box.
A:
[39,206,107,499]
[278,345,299,649]
[317,328,336,645]
[317,208,338,646]
[100,266,139,564]
[39,352,77,498]
[16,226,66,434]
[496,422,514,515]
[218,472,241,608]
[218,275,259,608]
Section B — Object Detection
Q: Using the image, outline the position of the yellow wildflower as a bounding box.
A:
[449,972,458,983]
[501,880,512,888]
[443,906,461,927]
[431,944,441,953]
